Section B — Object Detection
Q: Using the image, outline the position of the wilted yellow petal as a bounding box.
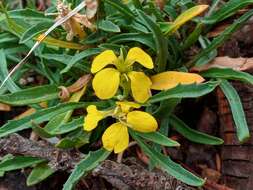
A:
[126,47,154,69]
[83,105,104,131]
[151,71,205,90]
[70,18,86,39]
[127,111,158,132]
[91,50,118,73]
[102,122,129,153]
[92,68,120,99]
[167,5,209,34]
[116,101,141,113]
[128,71,152,103]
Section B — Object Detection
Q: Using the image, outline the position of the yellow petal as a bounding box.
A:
[167,5,209,34]
[126,47,154,69]
[83,105,104,131]
[127,111,158,132]
[102,122,129,153]
[91,50,118,73]
[151,71,205,90]
[92,68,120,99]
[116,101,141,113]
[128,71,152,103]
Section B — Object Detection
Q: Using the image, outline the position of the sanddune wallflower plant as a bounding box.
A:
[83,101,158,153]
[91,47,154,103]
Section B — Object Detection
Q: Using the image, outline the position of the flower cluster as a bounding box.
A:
[84,47,204,153]
[83,101,157,153]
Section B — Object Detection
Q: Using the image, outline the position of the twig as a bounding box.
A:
[0,134,82,171]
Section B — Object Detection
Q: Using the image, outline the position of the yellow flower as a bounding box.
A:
[91,47,154,103]
[83,102,158,153]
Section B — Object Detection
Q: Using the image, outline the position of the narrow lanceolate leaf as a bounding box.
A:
[148,81,219,103]
[130,131,205,186]
[20,21,54,43]
[0,102,88,138]
[0,156,44,171]
[136,10,168,72]
[103,0,135,18]
[0,85,59,105]
[27,163,54,186]
[48,117,83,135]
[0,49,20,93]
[8,8,53,21]
[135,131,180,147]
[201,68,253,85]
[97,20,120,33]
[219,80,250,142]
[63,149,110,190]
[165,5,209,35]
[61,48,101,74]
[108,33,156,51]
[170,115,224,145]
[203,0,253,24]
[151,71,205,90]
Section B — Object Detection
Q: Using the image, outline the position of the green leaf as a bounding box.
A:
[0,171,5,177]
[103,0,135,18]
[31,122,54,138]
[98,20,120,32]
[201,68,253,85]
[63,148,110,190]
[219,80,250,142]
[60,48,101,74]
[0,154,14,177]
[27,163,54,186]
[135,131,180,147]
[203,0,253,24]
[148,81,219,103]
[48,117,83,135]
[108,33,156,51]
[0,33,18,44]
[0,156,44,171]
[195,36,217,67]
[170,115,224,145]
[136,10,168,72]
[153,98,181,118]
[0,102,90,138]
[130,131,205,186]
[182,23,203,50]
[8,8,53,21]
[20,21,53,43]
[0,85,59,105]
[56,130,90,149]
[0,49,20,93]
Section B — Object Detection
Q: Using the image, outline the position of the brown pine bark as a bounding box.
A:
[217,78,253,190]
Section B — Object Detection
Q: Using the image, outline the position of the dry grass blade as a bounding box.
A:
[0,1,87,90]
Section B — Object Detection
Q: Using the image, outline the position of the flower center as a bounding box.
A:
[115,56,132,73]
